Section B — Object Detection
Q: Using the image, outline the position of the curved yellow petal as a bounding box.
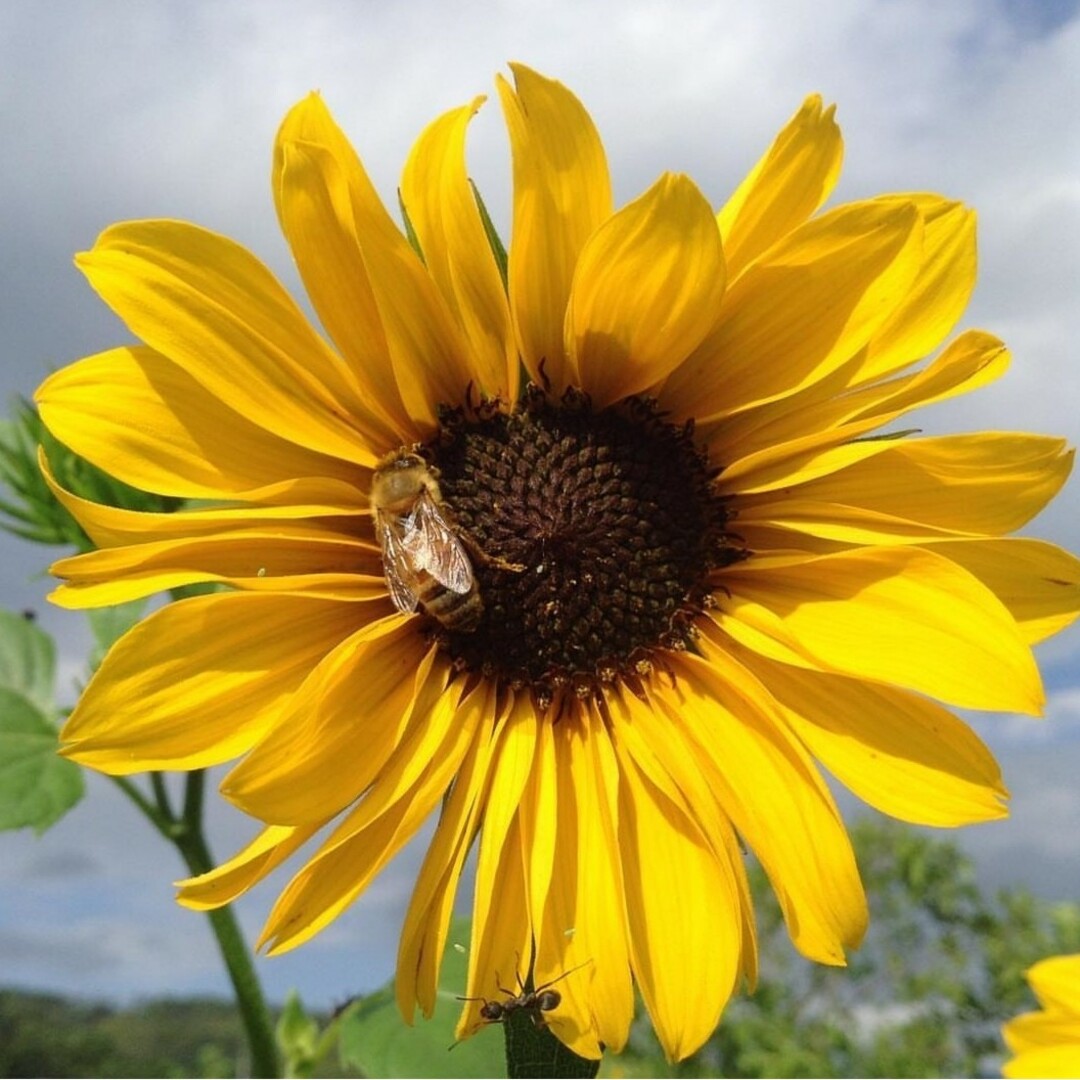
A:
[721,546,1044,714]
[518,711,557,948]
[567,172,725,407]
[606,688,757,984]
[662,199,921,422]
[741,433,1074,538]
[41,452,366,549]
[75,221,383,466]
[221,615,422,823]
[176,824,317,911]
[705,328,1009,471]
[855,195,977,382]
[716,434,898,496]
[921,538,1080,644]
[36,347,362,500]
[532,705,633,1057]
[662,651,868,966]
[717,94,843,279]
[497,63,612,393]
[48,529,385,609]
[274,122,412,447]
[458,695,535,1039]
[616,741,743,1062]
[60,593,365,774]
[277,94,477,432]
[1003,955,1080,1078]
[397,683,503,1021]
[1028,955,1080,1013]
[258,673,478,956]
[401,97,517,403]
[1003,1043,1080,1079]
[724,639,1007,826]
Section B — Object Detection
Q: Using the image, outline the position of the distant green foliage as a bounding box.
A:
[604,818,1080,1078]
[0,992,251,1078]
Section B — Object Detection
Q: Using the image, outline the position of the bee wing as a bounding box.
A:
[404,490,474,594]
[377,512,422,615]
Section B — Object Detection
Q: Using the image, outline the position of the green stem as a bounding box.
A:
[110,770,281,1078]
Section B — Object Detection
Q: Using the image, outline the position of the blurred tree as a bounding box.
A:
[603,817,1080,1079]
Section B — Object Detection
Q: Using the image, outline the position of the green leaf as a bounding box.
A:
[471,180,509,291]
[398,189,426,264]
[0,608,56,716]
[505,1005,599,1079]
[338,918,504,1078]
[849,427,922,444]
[0,687,84,833]
[275,989,320,1079]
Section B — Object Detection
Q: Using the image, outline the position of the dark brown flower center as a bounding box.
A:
[425,387,741,707]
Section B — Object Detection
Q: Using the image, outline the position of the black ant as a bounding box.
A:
[458,959,592,1029]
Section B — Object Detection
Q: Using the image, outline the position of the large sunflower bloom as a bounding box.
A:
[37,65,1079,1061]
[1003,954,1080,1078]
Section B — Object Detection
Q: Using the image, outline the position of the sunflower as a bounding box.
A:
[1003,954,1080,1078]
[37,64,1079,1061]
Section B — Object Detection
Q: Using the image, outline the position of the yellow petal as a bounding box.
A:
[397,683,504,1021]
[616,741,742,1062]
[532,704,633,1056]
[921,538,1080,644]
[720,546,1044,714]
[457,815,532,1043]
[567,172,725,407]
[518,712,557,946]
[40,451,366,549]
[717,94,843,279]
[705,329,1009,476]
[401,97,518,403]
[60,593,365,774]
[274,112,413,446]
[661,199,921,422]
[1028,955,1080,1012]
[468,695,538,1010]
[724,639,1008,826]
[458,696,534,1038]
[36,347,363,500]
[497,63,612,394]
[277,94,476,432]
[606,688,758,985]
[740,433,1074,539]
[48,529,386,609]
[258,673,478,956]
[662,651,868,966]
[221,615,423,823]
[75,221,382,466]
[1003,1043,1080,1079]
[855,195,977,382]
[176,824,317,910]
[716,434,899,496]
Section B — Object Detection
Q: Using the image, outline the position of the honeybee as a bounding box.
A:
[371,450,483,631]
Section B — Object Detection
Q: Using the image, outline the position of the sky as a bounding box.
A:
[1,0,1079,1015]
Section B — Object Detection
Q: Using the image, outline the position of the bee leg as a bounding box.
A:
[459,532,526,574]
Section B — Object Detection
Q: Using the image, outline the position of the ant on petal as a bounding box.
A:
[458,959,593,1030]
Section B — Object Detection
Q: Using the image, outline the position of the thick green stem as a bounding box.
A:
[111,770,281,1078]
[502,1008,600,1079]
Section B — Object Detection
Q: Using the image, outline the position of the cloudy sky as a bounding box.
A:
[1,0,1079,1013]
